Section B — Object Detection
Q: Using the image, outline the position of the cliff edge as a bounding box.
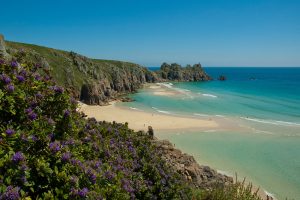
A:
[4,36,211,105]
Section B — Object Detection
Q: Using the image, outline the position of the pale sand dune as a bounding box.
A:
[79,101,218,132]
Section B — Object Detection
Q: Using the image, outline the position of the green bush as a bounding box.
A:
[0,55,191,199]
[0,53,264,200]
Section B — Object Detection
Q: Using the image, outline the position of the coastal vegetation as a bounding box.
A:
[0,37,263,199]
[4,39,210,106]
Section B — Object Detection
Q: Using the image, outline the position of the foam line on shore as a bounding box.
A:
[193,113,210,117]
[129,107,142,111]
[217,169,233,177]
[202,93,218,98]
[264,190,276,199]
[240,117,300,127]
[152,106,172,114]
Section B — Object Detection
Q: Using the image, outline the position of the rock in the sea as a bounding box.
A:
[119,97,134,102]
[156,62,212,82]
[218,75,227,81]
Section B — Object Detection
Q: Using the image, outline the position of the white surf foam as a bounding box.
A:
[241,117,300,127]
[264,190,276,199]
[204,130,217,133]
[159,82,173,88]
[217,170,233,177]
[152,107,171,114]
[202,93,217,98]
[157,110,171,114]
[193,113,210,117]
[129,107,142,111]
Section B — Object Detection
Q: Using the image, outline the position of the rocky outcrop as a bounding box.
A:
[155,62,212,82]
[69,51,160,104]
[154,139,233,189]
[218,75,227,81]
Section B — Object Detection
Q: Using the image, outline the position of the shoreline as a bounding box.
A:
[79,100,274,200]
[79,101,219,132]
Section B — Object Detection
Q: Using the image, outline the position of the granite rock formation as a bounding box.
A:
[154,139,233,189]
[156,62,212,82]
[218,75,227,81]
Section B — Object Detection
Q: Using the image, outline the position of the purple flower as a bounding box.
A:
[16,75,25,82]
[1,75,11,84]
[49,141,61,153]
[5,129,15,137]
[87,169,97,184]
[47,118,55,125]
[19,69,27,76]
[35,74,42,81]
[30,135,38,142]
[25,108,33,113]
[11,61,18,68]
[12,151,25,163]
[78,188,89,197]
[48,133,55,141]
[21,164,28,171]
[0,186,20,200]
[20,134,28,142]
[21,175,27,184]
[44,75,50,81]
[95,161,102,168]
[65,138,75,145]
[35,63,42,68]
[70,176,79,184]
[51,86,64,94]
[64,110,70,117]
[104,171,115,181]
[70,97,77,105]
[61,152,72,162]
[29,101,38,108]
[0,59,5,65]
[27,112,37,121]
[6,84,15,93]
[122,179,134,193]
[35,92,43,98]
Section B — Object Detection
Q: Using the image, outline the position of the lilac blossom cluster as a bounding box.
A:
[0,56,189,199]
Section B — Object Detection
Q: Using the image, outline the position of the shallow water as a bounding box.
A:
[123,67,300,200]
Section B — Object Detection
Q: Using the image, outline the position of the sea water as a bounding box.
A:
[122,67,300,200]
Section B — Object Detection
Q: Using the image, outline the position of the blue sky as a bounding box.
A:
[1,0,299,67]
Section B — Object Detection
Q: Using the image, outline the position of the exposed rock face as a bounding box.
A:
[218,75,227,81]
[5,39,212,105]
[69,52,160,104]
[0,34,8,58]
[154,139,233,189]
[155,62,212,82]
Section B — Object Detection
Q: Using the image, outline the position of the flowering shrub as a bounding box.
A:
[0,55,191,199]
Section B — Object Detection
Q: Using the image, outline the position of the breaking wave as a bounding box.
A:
[240,117,300,127]
[202,93,218,98]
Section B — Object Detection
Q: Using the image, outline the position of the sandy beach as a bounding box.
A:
[79,101,218,132]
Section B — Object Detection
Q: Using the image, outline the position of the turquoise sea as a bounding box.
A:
[122,67,300,200]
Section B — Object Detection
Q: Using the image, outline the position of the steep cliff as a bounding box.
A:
[4,39,210,105]
[5,41,159,104]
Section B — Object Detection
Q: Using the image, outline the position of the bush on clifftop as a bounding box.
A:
[0,53,191,199]
[0,51,263,200]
